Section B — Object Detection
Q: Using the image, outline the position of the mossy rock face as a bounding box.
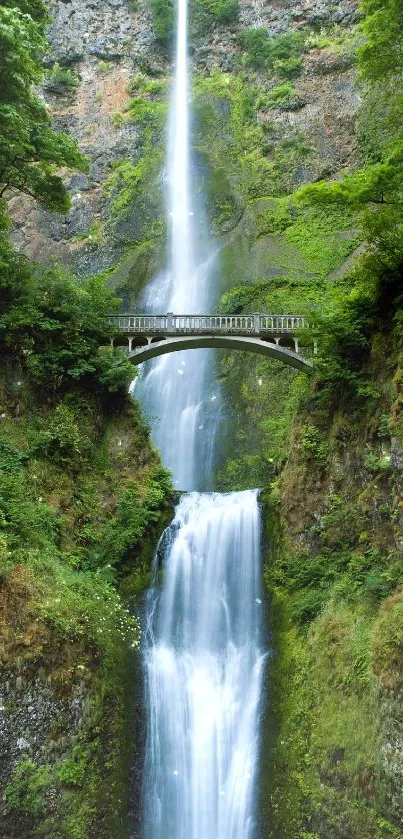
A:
[259,491,403,839]
[0,358,174,838]
[371,590,403,693]
[107,239,167,308]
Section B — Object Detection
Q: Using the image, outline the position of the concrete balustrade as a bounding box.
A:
[107,312,316,373]
[108,313,309,334]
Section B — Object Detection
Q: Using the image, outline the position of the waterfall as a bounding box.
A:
[143,492,266,839]
[139,0,266,834]
[135,0,217,492]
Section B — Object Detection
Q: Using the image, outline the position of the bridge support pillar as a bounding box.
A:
[128,337,133,352]
[274,337,280,346]
[110,338,114,349]
[293,338,299,353]
[254,313,260,333]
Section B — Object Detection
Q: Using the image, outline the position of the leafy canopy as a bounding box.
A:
[358,0,403,82]
[0,3,87,211]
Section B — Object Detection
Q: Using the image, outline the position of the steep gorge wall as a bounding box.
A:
[259,333,403,839]
[9,0,360,295]
[8,0,364,490]
[0,363,173,838]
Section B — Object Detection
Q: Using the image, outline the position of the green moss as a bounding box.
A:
[4,759,52,821]
[191,71,315,235]
[284,203,360,277]
[372,591,403,692]
[260,485,403,838]
[104,79,167,246]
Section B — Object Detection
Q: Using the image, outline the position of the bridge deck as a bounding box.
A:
[109,313,310,335]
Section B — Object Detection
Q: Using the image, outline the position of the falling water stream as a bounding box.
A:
[135,0,217,491]
[140,0,266,835]
[143,493,266,839]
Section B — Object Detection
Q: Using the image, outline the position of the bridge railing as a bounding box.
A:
[108,313,309,334]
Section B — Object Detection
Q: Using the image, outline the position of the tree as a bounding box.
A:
[0,5,87,212]
[359,0,403,82]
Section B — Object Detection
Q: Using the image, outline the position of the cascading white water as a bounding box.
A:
[144,492,266,839]
[140,0,266,834]
[135,0,217,492]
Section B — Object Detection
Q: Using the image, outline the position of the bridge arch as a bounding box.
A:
[126,335,313,373]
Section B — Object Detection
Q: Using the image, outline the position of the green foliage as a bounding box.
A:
[150,0,174,44]
[112,111,124,128]
[97,60,114,73]
[104,75,167,241]
[98,465,172,567]
[297,145,403,209]
[0,404,173,661]
[239,28,306,77]
[44,62,80,95]
[371,591,403,691]
[305,29,332,49]
[193,71,301,216]
[0,258,133,399]
[129,73,168,96]
[4,759,52,820]
[191,0,239,35]
[73,220,105,246]
[0,5,87,210]
[299,423,329,467]
[0,534,13,579]
[32,404,90,465]
[104,153,165,242]
[217,453,275,491]
[259,82,298,110]
[284,202,358,277]
[57,746,91,788]
[32,553,140,650]
[291,0,403,404]
[126,96,167,127]
[358,0,403,83]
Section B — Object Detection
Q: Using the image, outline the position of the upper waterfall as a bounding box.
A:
[135,0,220,491]
[169,0,194,312]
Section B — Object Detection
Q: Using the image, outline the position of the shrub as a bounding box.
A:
[1,264,134,400]
[4,759,52,820]
[239,28,306,77]
[44,63,80,95]
[97,60,114,73]
[150,0,174,44]
[31,404,90,465]
[292,587,326,623]
[192,0,239,34]
[0,535,13,579]
[260,82,297,109]
[320,493,364,549]
[112,112,124,128]
[299,424,329,467]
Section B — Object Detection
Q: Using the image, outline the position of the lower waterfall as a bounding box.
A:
[143,490,266,839]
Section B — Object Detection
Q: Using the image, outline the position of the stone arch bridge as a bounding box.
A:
[108,313,316,373]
